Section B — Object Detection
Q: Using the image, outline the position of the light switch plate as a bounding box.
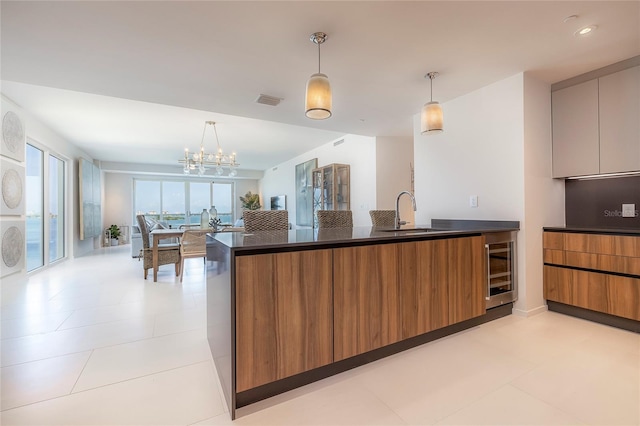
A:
[622,204,636,217]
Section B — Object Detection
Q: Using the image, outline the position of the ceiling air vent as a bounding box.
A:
[333,139,345,147]
[256,94,282,106]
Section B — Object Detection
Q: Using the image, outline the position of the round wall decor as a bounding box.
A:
[2,225,24,268]
[2,111,25,154]
[2,168,23,209]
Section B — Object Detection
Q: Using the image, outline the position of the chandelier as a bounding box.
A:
[180,121,239,177]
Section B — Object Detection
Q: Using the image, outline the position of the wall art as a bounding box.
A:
[0,218,25,278]
[295,158,317,227]
[79,158,102,240]
[1,158,25,215]
[1,110,26,162]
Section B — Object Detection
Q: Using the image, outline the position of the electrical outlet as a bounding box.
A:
[622,203,636,218]
[470,195,478,208]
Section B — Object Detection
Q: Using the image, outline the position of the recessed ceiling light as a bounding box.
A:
[575,25,597,36]
[563,15,578,23]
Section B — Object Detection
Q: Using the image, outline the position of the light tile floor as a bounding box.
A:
[1,246,639,425]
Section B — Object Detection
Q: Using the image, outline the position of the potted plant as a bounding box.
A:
[108,224,121,246]
[240,191,261,211]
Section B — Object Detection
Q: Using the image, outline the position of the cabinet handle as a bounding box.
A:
[485,244,491,301]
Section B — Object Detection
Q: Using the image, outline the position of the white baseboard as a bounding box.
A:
[512,304,548,317]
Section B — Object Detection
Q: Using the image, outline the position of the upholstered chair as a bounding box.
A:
[136,214,181,280]
[369,210,396,227]
[317,210,353,228]
[243,210,289,232]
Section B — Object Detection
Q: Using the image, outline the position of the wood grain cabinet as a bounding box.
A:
[333,243,402,361]
[400,236,485,339]
[333,236,485,360]
[400,239,449,338]
[447,236,486,323]
[543,231,640,322]
[235,250,333,391]
[236,235,490,392]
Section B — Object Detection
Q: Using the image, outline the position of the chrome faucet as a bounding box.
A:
[395,191,417,229]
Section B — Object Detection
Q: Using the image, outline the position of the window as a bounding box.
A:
[26,145,43,271]
[212,182,233,224]
[189,182,210,225]
[134,179,235,227]
[25,142,67,272]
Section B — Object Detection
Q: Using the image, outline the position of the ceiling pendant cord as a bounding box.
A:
[317,39,321,74]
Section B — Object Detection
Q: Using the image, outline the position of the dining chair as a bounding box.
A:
[136,215,181,280]
[369,210,396,227]
[243,210,289,232]
[178,229,208,283]
[317,210,353,228]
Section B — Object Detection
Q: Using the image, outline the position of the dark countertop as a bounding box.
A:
[212,219,520,252]
[544,227,640,236]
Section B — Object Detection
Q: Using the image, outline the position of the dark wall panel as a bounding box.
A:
[565,176,640,229]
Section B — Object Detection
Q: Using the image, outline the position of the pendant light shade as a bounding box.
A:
[421,72,443,135]
[306,72,332,119]
[421,101,443,134]
[305,32,332,120]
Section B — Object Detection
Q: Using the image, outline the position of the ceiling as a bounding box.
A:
[1,1,639,172]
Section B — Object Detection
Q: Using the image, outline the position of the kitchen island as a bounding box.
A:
[207,220,519,418]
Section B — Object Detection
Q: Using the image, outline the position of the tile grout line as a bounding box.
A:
[1,360,215,413]
[70,349,94,394]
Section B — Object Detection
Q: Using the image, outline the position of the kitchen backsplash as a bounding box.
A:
[565,175,640,229]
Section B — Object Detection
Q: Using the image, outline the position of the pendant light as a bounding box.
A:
[421,72,443,134]
[305,32,332,120]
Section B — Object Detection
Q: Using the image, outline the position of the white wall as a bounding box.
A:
[414,73,526,225]
[103,172,259,228]
[520,73,565,315]
[2,94,97,265]
[260,134,376,227]
[413,72,565,316]
[376,136,415,224]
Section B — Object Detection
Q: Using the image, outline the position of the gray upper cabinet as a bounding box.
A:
[552,79,600,178]
[599,66,640,173]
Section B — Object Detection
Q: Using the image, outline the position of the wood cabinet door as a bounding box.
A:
[544,265,574,304]
[607,275,640,321]
[599,66,640,173]
[447,236,486,324]
[333,244,401,361]
[235,250,333,392]
[552,80,600,177]
[400,240,449,339]
[573,269,608,313]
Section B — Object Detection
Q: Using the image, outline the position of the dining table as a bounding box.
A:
[149,226,245,282]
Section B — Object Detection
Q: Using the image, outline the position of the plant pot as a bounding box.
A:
[110,238,119,246]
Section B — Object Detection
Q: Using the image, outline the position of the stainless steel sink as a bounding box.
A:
[379,227,440,233]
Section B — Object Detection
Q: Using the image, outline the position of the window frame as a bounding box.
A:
[133,178,235,226]
[25,138,69,273]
